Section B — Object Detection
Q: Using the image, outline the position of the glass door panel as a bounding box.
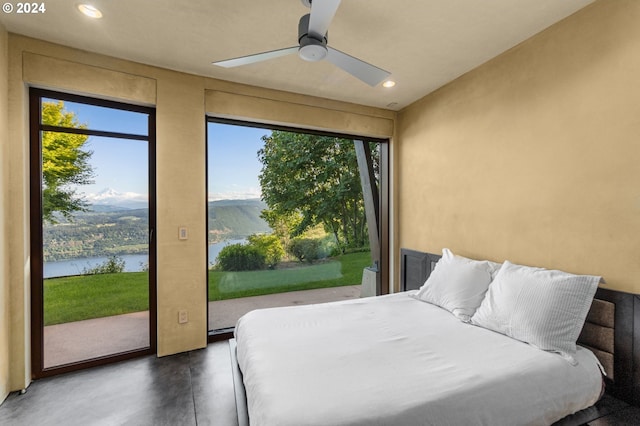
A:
[31,89,156,375]
[206,120,381,333]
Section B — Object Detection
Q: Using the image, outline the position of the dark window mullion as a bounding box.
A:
[40,124,149,141]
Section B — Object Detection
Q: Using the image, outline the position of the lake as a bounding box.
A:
[44,239,247,278]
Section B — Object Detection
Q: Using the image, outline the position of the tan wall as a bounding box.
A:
[0,22,10,403]
[4,34,394,391]
[397,0,640,293]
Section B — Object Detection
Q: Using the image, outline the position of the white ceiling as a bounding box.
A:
[0,0,595,111]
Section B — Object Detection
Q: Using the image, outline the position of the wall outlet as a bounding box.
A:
[178,310,188,324]
[179,227,188,240]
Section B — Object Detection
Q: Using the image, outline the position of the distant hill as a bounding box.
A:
[43,199,272,260]
[208,198,271,243]
[43,208,150,261]
[88,204,135,213]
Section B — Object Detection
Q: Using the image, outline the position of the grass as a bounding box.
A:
[44,272,149,326]
[43,251,371,325]
[209,251,371,300]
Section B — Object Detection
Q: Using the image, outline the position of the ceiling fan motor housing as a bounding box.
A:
[298,14,328,61]
[212,1,390,87]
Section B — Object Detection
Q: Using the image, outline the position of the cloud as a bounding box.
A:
[84,187,262,205]
[208,189,262,202]
[83,188,148,207]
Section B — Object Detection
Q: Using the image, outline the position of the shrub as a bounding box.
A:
[217,243,266,271]
[288,237,323,264]
[247,234,285,269]
[83,255,126,275]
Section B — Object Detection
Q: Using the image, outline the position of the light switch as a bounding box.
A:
[179,227,188,240]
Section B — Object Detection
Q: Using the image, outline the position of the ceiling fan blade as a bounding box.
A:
[212,46,298,68]
[326,47,391,86]
[308,0,341,40]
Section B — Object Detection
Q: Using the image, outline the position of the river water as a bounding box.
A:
[44,239,247,278]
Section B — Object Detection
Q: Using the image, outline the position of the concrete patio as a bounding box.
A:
[44,285,361,367]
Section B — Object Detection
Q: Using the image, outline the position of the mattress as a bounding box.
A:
[235,292,603,426]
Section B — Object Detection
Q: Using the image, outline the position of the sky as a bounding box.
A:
[49,100,149,203]
[49,99,270,204]
[207,123,270,201]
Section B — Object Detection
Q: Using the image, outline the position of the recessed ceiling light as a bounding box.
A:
[382,80,396,88]
[77,4,103,19]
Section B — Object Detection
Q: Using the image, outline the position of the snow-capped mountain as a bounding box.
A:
[84,188,148,210]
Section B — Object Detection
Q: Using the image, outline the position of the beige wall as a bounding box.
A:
[3,34,394,392]
[397,0,640,293]
[0,21,10,403]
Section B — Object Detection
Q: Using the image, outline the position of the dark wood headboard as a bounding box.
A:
[399,248,640,407]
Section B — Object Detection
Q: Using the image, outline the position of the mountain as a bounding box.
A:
[207,198,271,242]
[43,208,150,261]
[43,198,272,260]
[88,204,133,212]
[85,188,148,210]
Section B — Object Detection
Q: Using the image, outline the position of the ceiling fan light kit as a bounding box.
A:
[299,42,328,62]
[212,0,390,86]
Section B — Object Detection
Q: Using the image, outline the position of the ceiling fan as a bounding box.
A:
[212,0,391,87]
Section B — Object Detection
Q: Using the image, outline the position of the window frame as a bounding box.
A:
[205,117,389,341]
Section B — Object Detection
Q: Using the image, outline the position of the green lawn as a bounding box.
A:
[209,251,371,300]
[43,251,371,325]
[44,272,149,325]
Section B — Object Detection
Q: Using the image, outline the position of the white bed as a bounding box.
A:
[235,291,603,426]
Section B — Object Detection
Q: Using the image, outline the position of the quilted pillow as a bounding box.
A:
[471,260,600,364]
[413,249,499,322]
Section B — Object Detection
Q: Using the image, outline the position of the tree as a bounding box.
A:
[258,131,373,251]
[247,233,285,268]
[259,208,302,250]
[41,101,94,222]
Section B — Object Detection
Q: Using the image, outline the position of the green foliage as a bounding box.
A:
[259,208,302,250]
[247,233,285,268]
[217,243,266,271]
[41,101,95,223]
[288,237,323,263]
[258,132,377,250]
[82,255,126,275]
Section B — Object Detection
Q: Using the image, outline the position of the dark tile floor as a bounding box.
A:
[2,339,639,426]
[556,394,640,426]
[0,341,238,426]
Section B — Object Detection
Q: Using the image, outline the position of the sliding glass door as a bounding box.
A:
[30,89,156,376]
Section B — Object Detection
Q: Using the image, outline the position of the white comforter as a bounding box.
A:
[235,292,603,426]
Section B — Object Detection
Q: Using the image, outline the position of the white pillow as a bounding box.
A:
[471,260,600,364]
[413,249,499,322]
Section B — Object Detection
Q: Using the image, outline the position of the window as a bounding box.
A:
[206,118,388,336]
